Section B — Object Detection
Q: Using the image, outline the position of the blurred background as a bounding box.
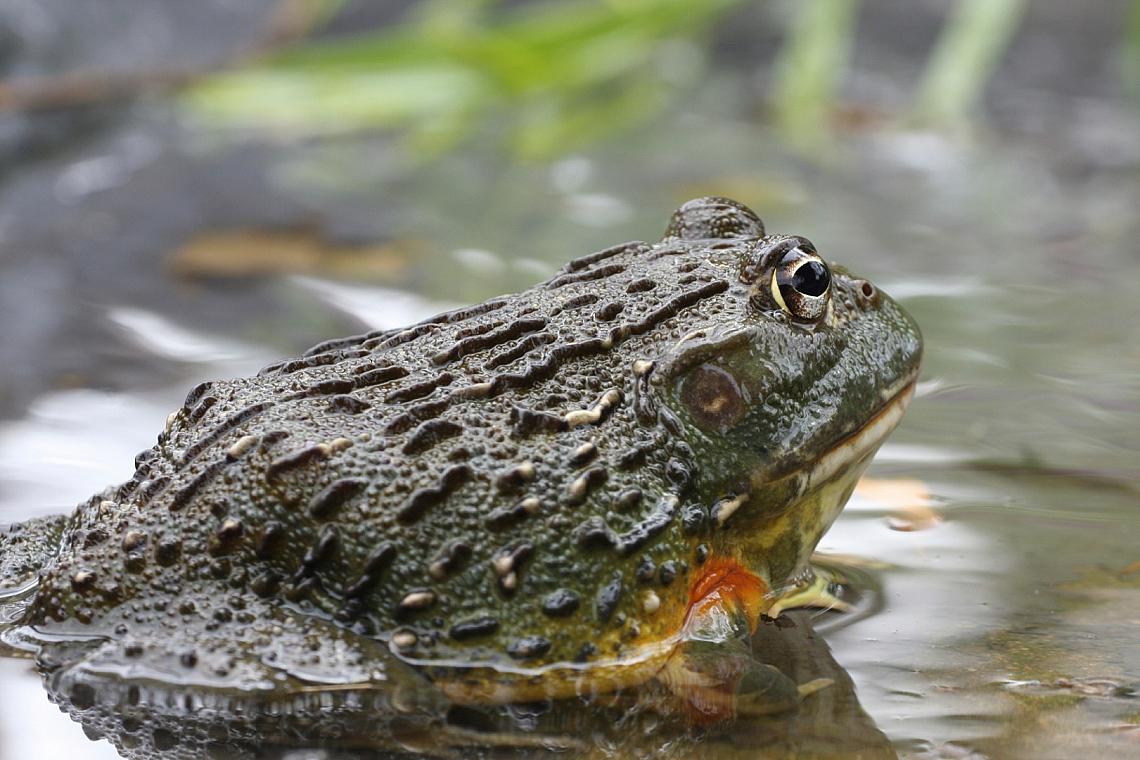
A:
[0,1,1138,758]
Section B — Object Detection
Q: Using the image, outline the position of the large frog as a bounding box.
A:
[0,198,921,747]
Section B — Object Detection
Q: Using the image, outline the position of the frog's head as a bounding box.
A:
[656,197,923,592]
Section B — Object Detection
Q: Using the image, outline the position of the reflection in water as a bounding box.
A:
[26,611,892,759]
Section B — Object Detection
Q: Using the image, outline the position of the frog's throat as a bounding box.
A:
[731,369,919,607]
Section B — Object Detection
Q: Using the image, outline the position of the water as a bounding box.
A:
[2,2,1139,758]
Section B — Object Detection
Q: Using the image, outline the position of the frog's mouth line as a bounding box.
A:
[803,369,920,492]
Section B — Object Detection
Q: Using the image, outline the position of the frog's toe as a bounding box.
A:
[768,564,853,618]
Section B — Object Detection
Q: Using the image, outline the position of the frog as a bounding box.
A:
[0,197,921,748]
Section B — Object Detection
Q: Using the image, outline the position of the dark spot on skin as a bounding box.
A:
[485,502,534,530]
[152,729,178,752]
[294,526,339,581]
[364,543,398,576]
[635,556,657,584]
[397,465,471,524]
[429,541,472,580]
[403,418,463,455]
[658,408,684,437]
[155,540,181,567]
[509,406,567,437]
[344,542,395,595]
[696,544,710,564]
[449,616,500,641]
[596,573,623,622]
[353,365,411,388]
[250,572,280,598]
[508,636,552,660]
[659,561,678,586]
[625,278,656,294]
[665,457,691,489]
[613,488,642,510]
[327,395,371,414]
[542,589,581,618]
[679,363,746,433]
[256,523,283,560]
[183,381,213,409]
[266,444,330,481]
[309,378,355,396]
[575,516,617,550]
[494,462,536,493]
[81,528,108,549]
[70,682,96,710]
[594,302,624,321]
[681,503,708,534]
[307,477,370,520]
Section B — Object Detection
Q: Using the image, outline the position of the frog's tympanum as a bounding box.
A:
[0,198,921,746]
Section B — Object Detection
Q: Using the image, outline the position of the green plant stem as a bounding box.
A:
[771,0,860,148]
[914,0,1026,125]
[1125,0,1140,100]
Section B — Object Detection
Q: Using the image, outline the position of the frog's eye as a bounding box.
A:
[771,248,831,321]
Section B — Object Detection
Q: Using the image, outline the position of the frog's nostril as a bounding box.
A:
[855,280,877,306]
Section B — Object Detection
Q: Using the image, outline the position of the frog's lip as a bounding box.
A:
[802,368,920,491]
[743,366,919,494]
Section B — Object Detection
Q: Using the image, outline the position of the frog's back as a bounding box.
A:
[30,235,741,675]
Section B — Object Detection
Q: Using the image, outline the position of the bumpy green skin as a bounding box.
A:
[4,198,921,700]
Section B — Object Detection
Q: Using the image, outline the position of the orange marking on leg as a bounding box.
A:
[686,555,767,633]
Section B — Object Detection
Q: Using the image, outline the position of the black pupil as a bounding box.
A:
[791,260,829,297]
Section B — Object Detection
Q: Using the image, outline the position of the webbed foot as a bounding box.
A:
[767,563,853,618]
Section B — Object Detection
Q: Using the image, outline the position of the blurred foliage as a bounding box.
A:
[913,0,1027,125]
[1126,0,1140,102]
[770,0,858,151]
[189,0,743,158]
[189,0,1140,160]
